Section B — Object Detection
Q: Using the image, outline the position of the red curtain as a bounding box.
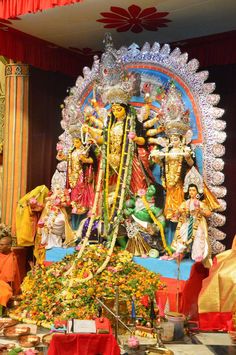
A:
[171,30,236,67]
[0,26,87,77]
[0,0,82,19]
[27,66,74,191]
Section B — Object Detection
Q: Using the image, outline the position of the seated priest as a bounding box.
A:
[0,236,21,310]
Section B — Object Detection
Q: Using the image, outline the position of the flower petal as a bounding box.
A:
[130,23,143,33]
[128,4,142,18]
[139,7,157,18]
[110,6,131,18]
[116,23,132,32]
[142,23,159,31]
[99,12,127,20]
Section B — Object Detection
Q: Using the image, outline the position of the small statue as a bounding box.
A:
[171,167,213,266]
[37,186,73,250]
[124,185,166,255]
[67,136,96,229]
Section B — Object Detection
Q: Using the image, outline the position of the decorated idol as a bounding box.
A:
[49,34,226,273]
[11,35,228,329]
[171,167,213,267]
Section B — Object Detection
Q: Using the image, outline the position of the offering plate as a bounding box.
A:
[18,334,40,347]
[3,325,30,339]
[0,318,18,331]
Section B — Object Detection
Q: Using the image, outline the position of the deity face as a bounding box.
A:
[170,134,181,148]
[111,104,126,120]
[188,185,198,199]
[73,138,82,149]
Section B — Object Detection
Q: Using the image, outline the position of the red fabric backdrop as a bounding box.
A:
[27,66,74,191]
[0,0,82,19]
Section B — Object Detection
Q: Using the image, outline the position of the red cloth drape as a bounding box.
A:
[199,312,233,331]
[0,0,82,19]
[155,277,186,315]
[0,26,85,77]
[176,31,236,67]
[48,333,121,355]
[180,262,209,320]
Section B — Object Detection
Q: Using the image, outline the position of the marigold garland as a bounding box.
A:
[9,246,165,328]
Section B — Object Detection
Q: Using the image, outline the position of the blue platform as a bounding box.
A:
[46,248,194,281]
[133,257,194,281]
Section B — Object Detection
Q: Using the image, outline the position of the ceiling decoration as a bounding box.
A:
[97,5,171,33]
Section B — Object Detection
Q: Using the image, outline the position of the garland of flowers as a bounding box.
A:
[141,195,172,255]
[68,113,135,281]
[108,117,130,221]
[96,114,135,274]
[68,156,105,283]
[103,117,112,234]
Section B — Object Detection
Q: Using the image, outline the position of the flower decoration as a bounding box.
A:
[9,246,165,327]
[97,5,171,33]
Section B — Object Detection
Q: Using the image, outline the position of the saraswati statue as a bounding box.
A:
[48,33,226,279]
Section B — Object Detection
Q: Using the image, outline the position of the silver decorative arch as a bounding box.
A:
[56,40,226,254]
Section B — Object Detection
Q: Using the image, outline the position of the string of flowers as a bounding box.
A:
[68,155,105,283]
[141,195,172,255]
[108,122,128,221]
[96,114,134,274]
[103,118,111,233]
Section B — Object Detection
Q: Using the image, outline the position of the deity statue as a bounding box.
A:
[35,186,74,263]
[79,43,164,253]
[53,35,225,279]
[150,84,194,223]
[67,135,96,229]
[81,99,163,250]
[171,167,212,267]
[124,184,166,255]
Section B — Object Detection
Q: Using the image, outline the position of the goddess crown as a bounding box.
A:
[96,33,136,105]
[161,83,191,136]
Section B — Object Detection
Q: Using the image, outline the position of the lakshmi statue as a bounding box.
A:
[171,167,212,267]
[67,135,96,229]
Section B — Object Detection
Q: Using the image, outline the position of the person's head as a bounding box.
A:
[73,138,82,149]
[0,236,12,254]
[188,184,198,199]
[111,103,127,120]
[169,134,182,148]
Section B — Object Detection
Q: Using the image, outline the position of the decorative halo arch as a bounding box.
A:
[58,40,226,253]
